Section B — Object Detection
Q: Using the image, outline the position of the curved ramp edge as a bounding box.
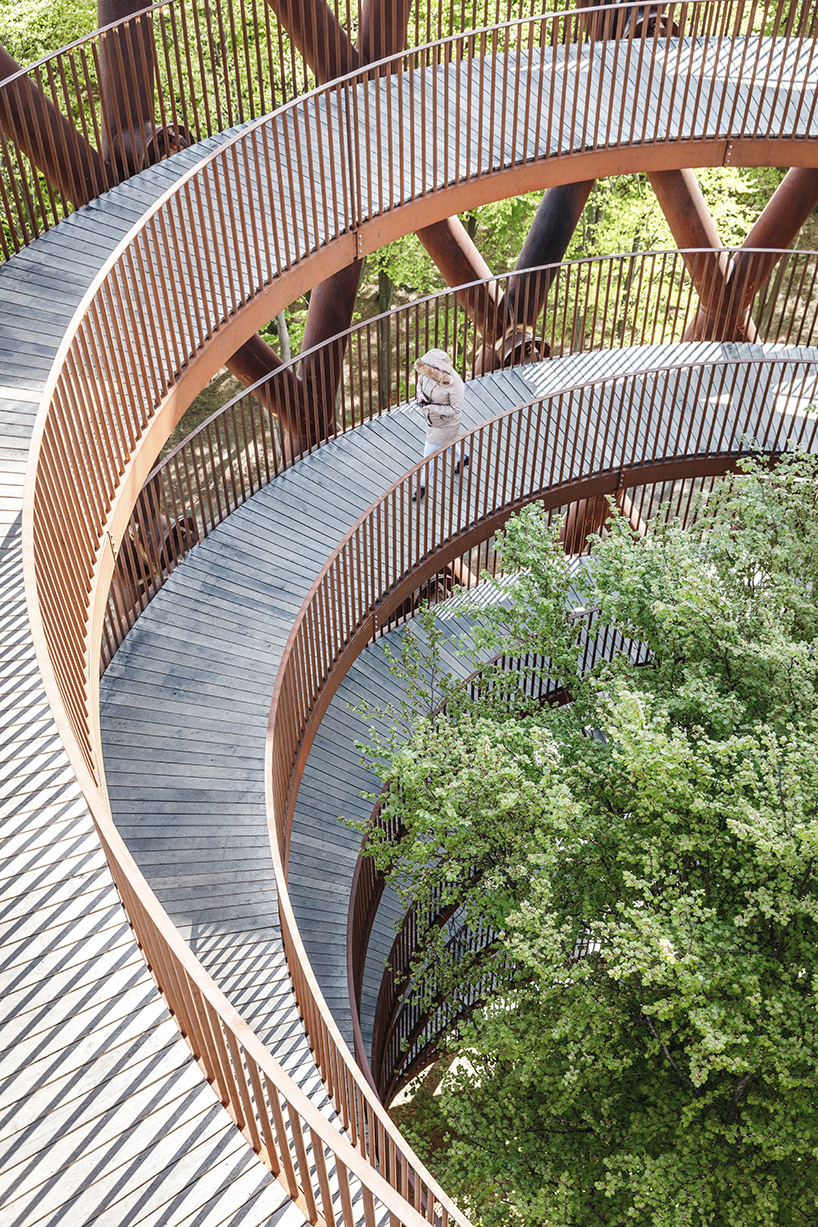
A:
[0,140,300,1227]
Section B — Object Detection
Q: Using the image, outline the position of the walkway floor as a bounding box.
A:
[0,140,299,1227]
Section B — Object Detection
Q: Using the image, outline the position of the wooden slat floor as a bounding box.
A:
[0,138,302,1227]
[3,24,818,1225]
[99,341,818,1076]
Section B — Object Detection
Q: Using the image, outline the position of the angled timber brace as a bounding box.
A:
[0,42,110,210]
[267,0,505,442]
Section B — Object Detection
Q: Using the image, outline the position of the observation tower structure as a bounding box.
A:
[2,2,818,1224]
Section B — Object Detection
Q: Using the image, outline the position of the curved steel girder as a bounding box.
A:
[133,136,818,479]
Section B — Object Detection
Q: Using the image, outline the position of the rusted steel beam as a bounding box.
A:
[732,166,818,287]
[559,494,609,555]
[0,42,109,206]
[97,0,187,174]
[508,180,595,328]
[294,0,416,436]
[225,332,311,451]
[685,167,818,341]
[483,0,666,370]
[649,168,722,254]
[298,259,364,441]
[648,167,753,340]
[265,0,360,84]
[285,0,501,416]
[357,0,415,65]
[475,180,594,371]
[416,217,502,339]
[648,168,729,299]
[576,0,677,40]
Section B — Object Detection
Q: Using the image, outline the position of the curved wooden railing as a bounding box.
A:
[27,3,818,778]
[92,807,455,1227]
[7,0,818,258]
[106,245,818,664]
[1,0,556,257]
[269,350,818,820]
[19,8,818,1223]
[267,351,818,1111]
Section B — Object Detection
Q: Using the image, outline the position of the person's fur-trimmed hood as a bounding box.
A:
[414,348,456,385]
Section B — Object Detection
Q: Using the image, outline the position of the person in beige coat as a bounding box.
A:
[413,348,468,499]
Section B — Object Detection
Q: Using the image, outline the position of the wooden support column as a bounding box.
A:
[416,218,502,341]
[684,167,818,341]
[265,0,360,85]
[0,42,109,206]
[97,0,187,174]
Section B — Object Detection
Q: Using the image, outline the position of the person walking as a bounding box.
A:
[413,348,468,500]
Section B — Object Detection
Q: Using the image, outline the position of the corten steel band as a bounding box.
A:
[105,247,818,663]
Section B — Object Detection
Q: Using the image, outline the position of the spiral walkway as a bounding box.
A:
[0,143,300,1227]
[97,338,818,1063]
[4,5,818,1225]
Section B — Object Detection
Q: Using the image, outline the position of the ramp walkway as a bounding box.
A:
[4,10,818,1226]
[97,342,818,1063]
[0,139,301,1227]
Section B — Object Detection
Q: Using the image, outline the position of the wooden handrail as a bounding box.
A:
[106,246,818,664]
[20,10,818,1223]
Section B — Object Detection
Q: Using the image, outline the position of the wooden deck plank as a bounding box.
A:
[0,1014,191,1141]
[0,130,294,1227]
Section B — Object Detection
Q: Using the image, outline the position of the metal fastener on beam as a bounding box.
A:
[355,230,364,258]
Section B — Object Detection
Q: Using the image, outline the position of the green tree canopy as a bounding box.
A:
[360,453,818,1227]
